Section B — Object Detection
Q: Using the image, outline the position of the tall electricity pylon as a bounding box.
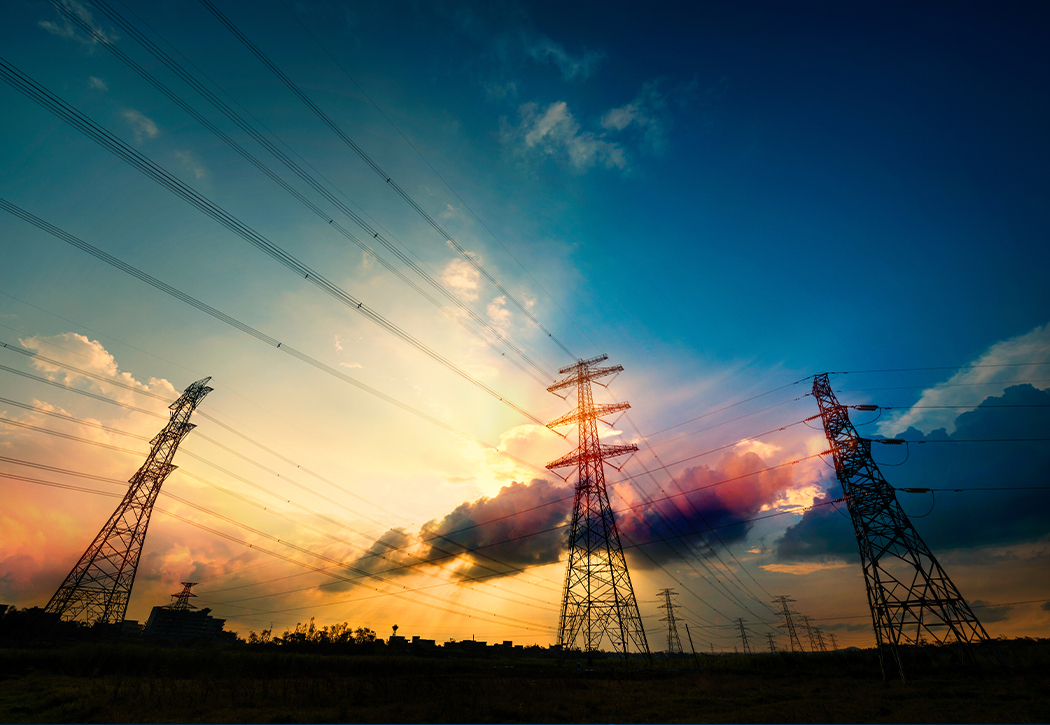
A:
[546,355,649,662]
[766,632,778,653]
[736,618,754,655]
[43,377,213,627]
[773,595,805,652]
[658,588,684,655]
[812,373,1000,681]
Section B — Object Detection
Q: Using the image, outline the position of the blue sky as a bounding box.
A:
[0,0,1047,648]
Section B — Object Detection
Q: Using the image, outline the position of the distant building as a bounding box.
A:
[143,606,230,641]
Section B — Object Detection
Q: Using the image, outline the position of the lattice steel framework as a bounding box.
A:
[658,588,684,655]
[546,355,649,661]
[773,595,804,652]
[812,373,999,681]
[169,582,198,612]
[44,377,213,626]
[735,618,754,655]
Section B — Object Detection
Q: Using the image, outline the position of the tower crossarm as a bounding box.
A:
[547,364,625,392]
[546,401,631,429]
[545,443,639,470]
[557,353,609,375]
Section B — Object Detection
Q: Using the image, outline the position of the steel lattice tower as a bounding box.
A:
[736,618,754,655]
[766,632,778,653]
[658,588,684,655]
[800,614,819,652]
[43,377,213,626]
[169,582,198,612]
[773,595,805,652]
[812,373,1000,681]
[546,355,649,661]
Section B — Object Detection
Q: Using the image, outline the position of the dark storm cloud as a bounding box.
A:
[418,478,571,579]
[776,385,1050,562]
[619,450,799,569]
[970,600,1014,624]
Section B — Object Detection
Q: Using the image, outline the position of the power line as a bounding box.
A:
[272,0,601,354]
[0,60,552,428]
[0,199,558,470]
[197,0,577,360]
[52,0,557,386]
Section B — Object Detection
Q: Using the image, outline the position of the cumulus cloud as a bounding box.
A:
[525,36,604,81]
[441,257,481,302]
[39,0,117,47]
[777,384,1050,562]
[20,333,177,403]
[618,450,806,568]
[346,478,571,582]
[487,295,511,330]
[122,109,160,144]
[501,101,626,173]
[877,322,1050,436]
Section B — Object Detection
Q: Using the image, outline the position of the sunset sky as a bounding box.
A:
[1,0,1048,651]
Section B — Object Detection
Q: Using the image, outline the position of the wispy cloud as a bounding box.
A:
[501,101,625,173]
[601,81,674,155]
[122,109,159,145]
[88,76,108,91]
[525,36,604,81]
[172,150,208,180]
[39,0,117,48]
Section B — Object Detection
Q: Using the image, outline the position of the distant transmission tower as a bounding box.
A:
[43,377,213,627]
[658,588,684,655]
[814,628,828,653]
[829,632,839,651]
[546,355,649,662]
[800,614,819,652]
[766,632,778,653]
[736,618,754,655]
[168,582,198,612]
[773,595,805,652]
[813,373,1001,681]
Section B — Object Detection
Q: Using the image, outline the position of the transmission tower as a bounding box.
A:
[736,618,754,655]
[658,588,684,655]
[800,614,819,652]
[546,355,649,662]
[168,582,198,612]
[772,595,805,652]
[814,627,828,653]
[43,377,213,627]
[766,632,778,653]
[812,373,1001,681]
[829,632,839,651]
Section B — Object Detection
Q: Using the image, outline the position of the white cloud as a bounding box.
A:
[122,109,159,144]
[39,0,117,47]
[338,361,362,370]
[438,204,459,221]
[88,76,108,91]
[172,150,208,179]
[442,258,481,302]
[601,81,673,155]
[877,322,1050,436]
[501,101,626,173]
[525,36,604,81]
[486,295,511,330]
[483,80,518,101]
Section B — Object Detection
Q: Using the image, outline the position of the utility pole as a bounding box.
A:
[772,595,805,652]
[658,588,684,655]
[546,355,649,663]
[812,373,1002,681]
[736,618,753,655]
[43,377,212,627]
[766,632,778,653]
[684,623,701,670]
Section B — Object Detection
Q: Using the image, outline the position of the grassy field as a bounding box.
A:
[0,638,1046,723]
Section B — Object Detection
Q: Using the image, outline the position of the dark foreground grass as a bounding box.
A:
[0,639,1047,723]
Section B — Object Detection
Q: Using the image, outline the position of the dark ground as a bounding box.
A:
[0,638,1047,723]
